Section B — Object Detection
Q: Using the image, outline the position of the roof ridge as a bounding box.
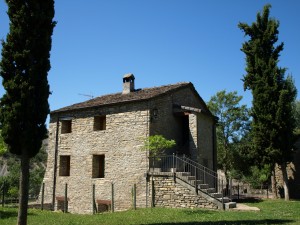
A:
[51,81,192,114]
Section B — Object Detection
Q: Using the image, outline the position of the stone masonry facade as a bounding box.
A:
[150,175,218,209]
[42,103,149,213]
[41,75,216,214]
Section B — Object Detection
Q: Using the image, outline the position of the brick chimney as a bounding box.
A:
[122,73,135,94]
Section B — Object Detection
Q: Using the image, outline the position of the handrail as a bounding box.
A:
[181,155,217,178]
[148,154,225,197]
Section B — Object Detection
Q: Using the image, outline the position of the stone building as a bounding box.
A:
[41,74,218,214]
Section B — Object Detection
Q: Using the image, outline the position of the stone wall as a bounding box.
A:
[274,138,300,199]
[197,113,215,169]
[149,86,216,170]
[150,175,217,209]
[41,102,150,214]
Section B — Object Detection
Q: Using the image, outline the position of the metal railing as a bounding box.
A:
[148,154,225,196]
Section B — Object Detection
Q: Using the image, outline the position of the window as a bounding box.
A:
[59,155,70,176]
[92,155,105,178]
[94,116,106,131]
[61,120,72,134]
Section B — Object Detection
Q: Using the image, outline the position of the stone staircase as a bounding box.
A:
[149,155,236,210]
[175,171,236,210]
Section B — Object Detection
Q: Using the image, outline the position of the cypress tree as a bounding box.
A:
[0,1,55,224]
[238,4,297,200]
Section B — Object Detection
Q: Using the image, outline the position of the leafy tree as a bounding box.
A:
[207,90,250,188]
[230,131,253,179]
[243,164,272,189]
[0,146,47,204]
[238,4,297,200]
[142,135,176,157]
[0,1,55,224]
[0,130,7,155]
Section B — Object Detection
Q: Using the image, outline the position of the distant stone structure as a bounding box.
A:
[274,137,300,199]
[41,74,217,214]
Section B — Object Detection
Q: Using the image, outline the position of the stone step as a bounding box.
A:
[211,193,223,198]
[187,176,196,180]
[224,202,237,209]
[203,188,216,193]
[191,180,203,186]
[217,197,231,203]
[198,184,209,189]
[176,172,191,177]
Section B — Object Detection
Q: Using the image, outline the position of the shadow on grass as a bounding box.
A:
[233,197,263,204]
[183,210,215,216]
[143,219,294,225]
[0,209,36,220]
[0,210,18,219]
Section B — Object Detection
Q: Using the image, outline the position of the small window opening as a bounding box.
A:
[94,116,106,131]
[92,155,105,178]
[61,120,72,134]
[59,155,70,176]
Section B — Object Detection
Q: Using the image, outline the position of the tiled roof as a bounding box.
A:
[51,82,193,114]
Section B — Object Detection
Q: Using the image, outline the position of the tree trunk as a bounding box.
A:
[224,167,229,196]
[271,167,278,198]
[17,152,30,225]
[281,162,290,201]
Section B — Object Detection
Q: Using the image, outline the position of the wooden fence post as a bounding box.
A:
[1,182,5,207]
[41,183,45,210]
[173,153,176,183]
[92,184,97,214]
[111,182,114,213]
[146,176,148,208]
[151,178,155,208]
[133,184,136,210]
[64,183,68,213]
[222,180,225,210]
[195,167,198,195]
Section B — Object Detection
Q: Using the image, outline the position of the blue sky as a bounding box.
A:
[0,0,299,114]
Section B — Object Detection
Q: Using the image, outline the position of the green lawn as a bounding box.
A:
[1,199,299,225]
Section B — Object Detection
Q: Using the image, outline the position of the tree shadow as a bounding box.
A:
[0,209,36,220]
[233,197,263,203]
[183,210,215,216]
[143,219,294,225]
[0,209,18,219]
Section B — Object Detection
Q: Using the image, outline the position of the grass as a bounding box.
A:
[0,199,299,225]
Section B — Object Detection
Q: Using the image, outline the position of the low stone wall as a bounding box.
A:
[150,175,217,209]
